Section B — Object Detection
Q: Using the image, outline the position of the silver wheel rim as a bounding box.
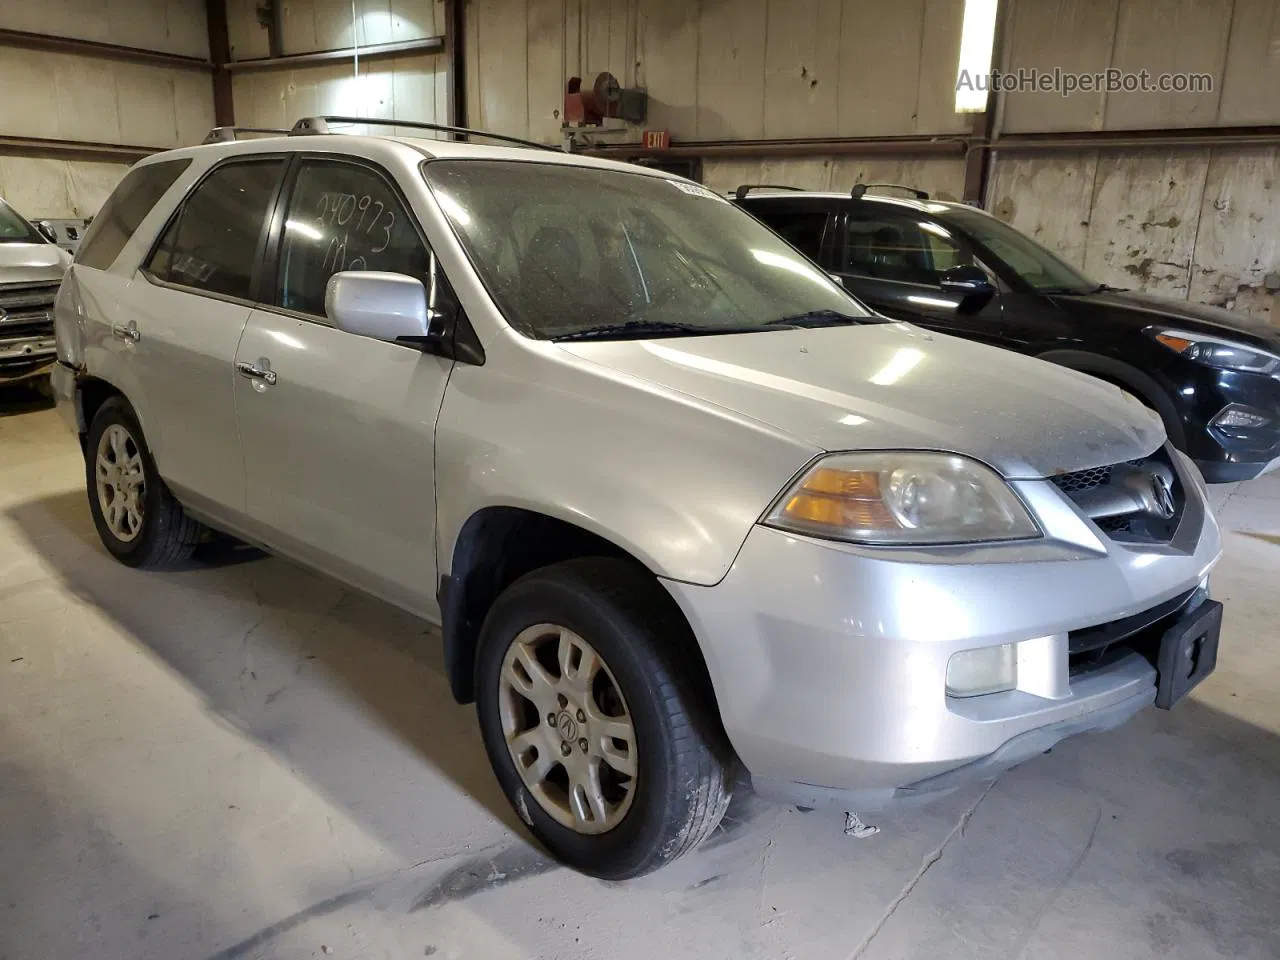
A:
[498,624,638,835]
[95,424,146,543]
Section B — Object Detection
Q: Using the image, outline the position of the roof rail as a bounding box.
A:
[733,184,804,200]
[851,183,930,200]
[289,116,561,152]
[202,126,291,144]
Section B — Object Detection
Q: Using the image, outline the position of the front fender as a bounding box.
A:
[434,339,816,586]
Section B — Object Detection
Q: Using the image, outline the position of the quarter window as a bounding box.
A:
[147,158,284,300]
[748,207,828,260]
[276,160,429,318]
[76,158,191,271]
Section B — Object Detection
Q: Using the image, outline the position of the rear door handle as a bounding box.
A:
[111,322,139,343]
[235,360,277,386]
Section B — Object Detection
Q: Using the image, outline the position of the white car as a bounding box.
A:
[52,118,1223,878]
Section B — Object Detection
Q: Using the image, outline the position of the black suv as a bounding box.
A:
[735,184,1280,483]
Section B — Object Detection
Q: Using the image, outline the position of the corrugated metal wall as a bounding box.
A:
[0,0,213,219]
[229,0,447,135]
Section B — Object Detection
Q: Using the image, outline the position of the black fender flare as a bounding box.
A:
[1035,349,1186,451]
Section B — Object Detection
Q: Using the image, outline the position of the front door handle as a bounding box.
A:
[111,321,139,343]
[235,360,278,386]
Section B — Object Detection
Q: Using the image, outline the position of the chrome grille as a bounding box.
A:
[1050,448,1183,544]
[0,282,59,365]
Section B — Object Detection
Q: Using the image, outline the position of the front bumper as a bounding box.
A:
[1175,363,1280,482]
[663,453,1222,810]
[0,334,56,383]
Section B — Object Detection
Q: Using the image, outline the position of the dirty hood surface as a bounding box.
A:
[0,242,68,285]
[560,323,1166,479]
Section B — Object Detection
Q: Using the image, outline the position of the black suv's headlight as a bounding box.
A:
[1146,326,1280,375]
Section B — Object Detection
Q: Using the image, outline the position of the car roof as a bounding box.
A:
[133,131,682,182]
[735,190,970,216]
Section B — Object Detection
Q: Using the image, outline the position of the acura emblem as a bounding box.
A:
[1149,473,1176,519]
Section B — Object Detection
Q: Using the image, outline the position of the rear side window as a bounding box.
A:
[747,206,828,260]
[146,159,284,301]
[76,159,191,270]
[275,159,428,317]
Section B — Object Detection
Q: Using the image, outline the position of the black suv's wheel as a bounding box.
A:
[85,397,204,569]
[475,558,732,880]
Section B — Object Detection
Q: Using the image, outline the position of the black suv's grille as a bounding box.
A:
[1050,447,1184,544]
[0,281,59,342]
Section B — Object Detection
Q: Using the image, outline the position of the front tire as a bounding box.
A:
[475,558,732,879]
[85,397,204,569]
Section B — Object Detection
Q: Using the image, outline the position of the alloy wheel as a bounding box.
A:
[498,623,638,835]
[95,423,146,543]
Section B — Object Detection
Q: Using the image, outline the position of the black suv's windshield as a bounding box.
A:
[0,199,42,244]
[424,160,873,340]
[944,206,1096,295]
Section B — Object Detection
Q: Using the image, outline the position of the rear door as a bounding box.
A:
[833,207,1005,344]
[125,156,287,516]
[232,156,455,616]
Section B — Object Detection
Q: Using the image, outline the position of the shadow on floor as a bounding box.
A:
[0,383,55,418]
[5,490,525,851]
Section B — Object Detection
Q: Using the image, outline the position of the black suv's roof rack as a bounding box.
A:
[289,116,560,152]
[202,126,291,144]
[733,184,804,200]
[851,183,930,200]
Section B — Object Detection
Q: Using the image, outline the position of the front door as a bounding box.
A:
[232,157,455,616]
[833,209,1005,346]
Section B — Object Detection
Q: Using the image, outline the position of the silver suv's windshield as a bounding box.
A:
[944,207,1097,295]
[0,198,42,244]
[424,160,873,340]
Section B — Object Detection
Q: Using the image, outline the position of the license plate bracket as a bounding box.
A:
[1154,599,1223,709]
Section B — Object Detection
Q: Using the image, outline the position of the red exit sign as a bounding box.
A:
[643,129,671,150]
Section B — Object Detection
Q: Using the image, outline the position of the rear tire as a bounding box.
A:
[85,397,204,569]
[475,558,732,879]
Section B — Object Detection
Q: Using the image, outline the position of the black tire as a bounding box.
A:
[85,396,204,569]
[475,558,733,880]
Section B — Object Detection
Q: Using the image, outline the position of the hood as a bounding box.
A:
[1058,288,1280,347]
[559,323,1166,479]
[0,242,69,285]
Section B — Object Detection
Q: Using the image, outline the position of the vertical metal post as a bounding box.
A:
[444,0,466,128]
[206,0,235,126]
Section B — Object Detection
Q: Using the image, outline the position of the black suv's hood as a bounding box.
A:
[1053,288,1280,349]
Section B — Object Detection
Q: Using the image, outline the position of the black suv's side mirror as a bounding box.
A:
[940,264,996,313]
[36,220,58,244]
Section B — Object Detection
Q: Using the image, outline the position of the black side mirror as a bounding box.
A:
[36,221,58,244]
[940,264,996,313]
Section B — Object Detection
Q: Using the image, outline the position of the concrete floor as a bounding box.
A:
[1,388,1278,960]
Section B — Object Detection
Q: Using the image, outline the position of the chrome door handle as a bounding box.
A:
[235,361,277,386]
[111,322,140,342]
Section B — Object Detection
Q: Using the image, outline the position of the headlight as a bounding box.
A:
[764,452,1040,545]
[1147,327,1280,374]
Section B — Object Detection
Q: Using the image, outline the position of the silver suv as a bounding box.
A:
[52,118,1224,879]
[1,196,69,389]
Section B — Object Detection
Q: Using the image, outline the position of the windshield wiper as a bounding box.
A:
[551,320,751,342]
[764,309,871,328]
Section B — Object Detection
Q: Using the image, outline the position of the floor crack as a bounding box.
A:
[845,779,998,960]
[1010,803,1103,959]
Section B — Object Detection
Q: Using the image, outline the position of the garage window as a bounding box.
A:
[75,158,191,271]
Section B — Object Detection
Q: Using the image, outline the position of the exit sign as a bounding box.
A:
[643,129,671,150]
